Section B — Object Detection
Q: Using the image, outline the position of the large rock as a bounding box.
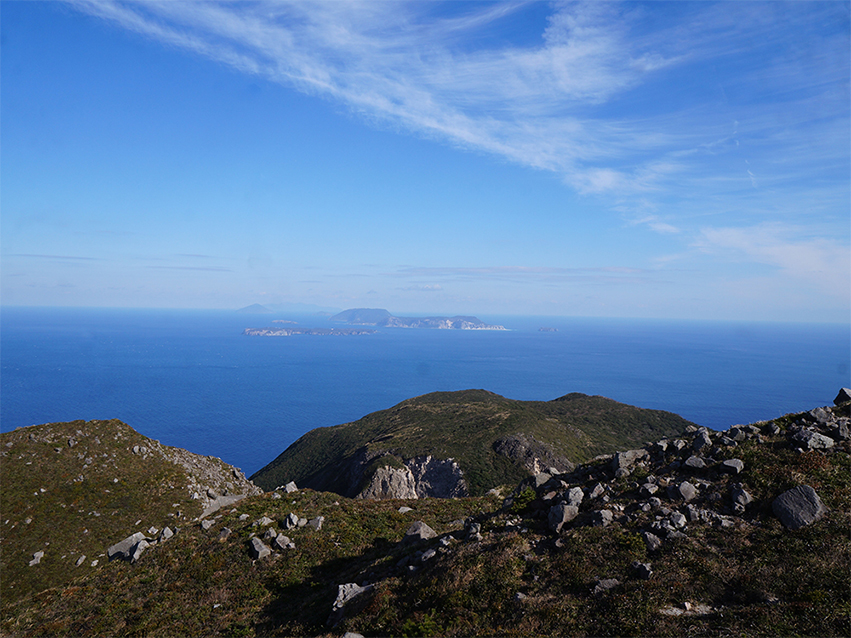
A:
[403,521,436,543]
[548,502,579,532]
[834,388,851,405]
[611,449,648,472]
[249,537,271,560]
[356,465,418,500]
[772,486,828,530]
[108,532,147,561]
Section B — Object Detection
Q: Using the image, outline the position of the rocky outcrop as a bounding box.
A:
[356,465,418,500]
[355,455,468,500]
[494,433,575,475]
[500,395,848,546]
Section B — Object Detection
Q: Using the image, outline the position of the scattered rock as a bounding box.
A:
[29,551,44,566]
[249,537,271,560]
[108,532,147,561]
[548,502,579,533]
[328,583,374,627]
[720,459,744,475]
[593,578,620,595]
[404,521,437,543]
[772,485,828,530]
[217,528,232,541]
[834,388,851,405]
[632,561,653,579]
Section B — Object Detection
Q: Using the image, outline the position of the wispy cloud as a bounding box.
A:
[64,0,848,206]
[693,223,850,296]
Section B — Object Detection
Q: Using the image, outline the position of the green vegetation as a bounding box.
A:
[2,403,848,637]
[251,390,696,495]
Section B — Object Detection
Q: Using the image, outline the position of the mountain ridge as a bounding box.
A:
[250,390,698,497]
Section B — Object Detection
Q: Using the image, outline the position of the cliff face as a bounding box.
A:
[355,455,468,500]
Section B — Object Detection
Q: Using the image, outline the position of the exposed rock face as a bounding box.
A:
[355,455,468,500]
[356,466,418,500]
[494,434,575,475]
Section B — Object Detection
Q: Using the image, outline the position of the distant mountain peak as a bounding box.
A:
[236,303,274,314]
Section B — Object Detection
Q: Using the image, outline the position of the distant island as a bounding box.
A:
[539,327,558,332]
[243,327,376,337]
[329,308,506,330]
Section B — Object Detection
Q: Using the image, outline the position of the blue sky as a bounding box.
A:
[2,1,849,321]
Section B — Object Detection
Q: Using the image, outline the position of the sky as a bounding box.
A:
[1,1,849,322]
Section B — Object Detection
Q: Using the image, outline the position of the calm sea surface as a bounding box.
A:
[2,307,848,475]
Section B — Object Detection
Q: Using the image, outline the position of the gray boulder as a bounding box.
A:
[834,388,851,405]
[29,550,45,567]
[720,459,744,475]
[249,537,271,560]
[328,583,374,627]
[108,532,147,561]
[548,502,579,533]
[772,486,828,530]
[642,531,663,551]
[404,521,436,543]
[793,429,834,450]
[566,487,584,507]
[692,430,713,452]
[591,509,613,527]
[673,481,697,502]
[611,449,648,472]
[684,456,706,470]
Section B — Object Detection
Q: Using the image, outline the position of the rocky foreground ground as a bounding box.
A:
[1,390,849,636]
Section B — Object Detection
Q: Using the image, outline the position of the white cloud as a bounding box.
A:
[694,223,851,297]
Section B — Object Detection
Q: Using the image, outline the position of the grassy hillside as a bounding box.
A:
[250,390,697,495]
[2,402,848,637]
[0,419,259,606]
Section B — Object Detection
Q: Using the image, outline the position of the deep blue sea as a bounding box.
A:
[2,307,848,476]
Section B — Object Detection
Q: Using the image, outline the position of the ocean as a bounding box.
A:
[1,306,848,476]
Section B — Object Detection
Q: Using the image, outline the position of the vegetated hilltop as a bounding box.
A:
[250,390,697,497]
[2,392,849,637]
[0,419,260,606]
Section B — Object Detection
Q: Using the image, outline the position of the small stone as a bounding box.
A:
[307,516,324,531]
[284,481,298,493]
[398,506,413,514]
[421,548,437,561]
[75,555,86,566]
[720,459,744,475]
[591,510,613,527]
[670,512,687,528]
[206,488,218,499]
[217,528,232,541]
[632,561,653,579]
[593,578,620,595]
[201,519,215,531]
[29,551,45,566]
[642,531,663,551]
[160,526,174,541]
